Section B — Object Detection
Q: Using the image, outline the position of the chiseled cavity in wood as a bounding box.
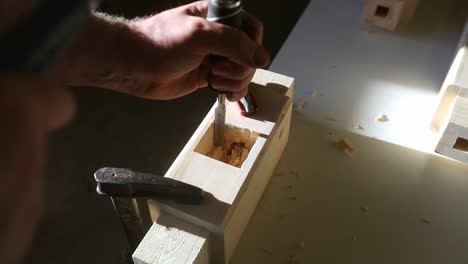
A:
[197,124,258,168]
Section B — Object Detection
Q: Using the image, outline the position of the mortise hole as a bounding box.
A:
[453,137,468,152]
[375,5,390,18]
[195,124,259,168]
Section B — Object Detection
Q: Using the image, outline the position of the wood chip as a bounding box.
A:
[337,138,354,154]
[296,100,305,110]
[287,255,299,264]
[287,184,294,189]
[311,90,321,97]
[352,123,364,130]
[328,131,335,136]
[326,116,337,122]
[352,235,358,241]
[360,206,369,213]
[420,217,431,224]
[288,196,297,201]
[258,247,273,255]
[297,240,305,249]
[375,114,389,122]
[289,170,299,176]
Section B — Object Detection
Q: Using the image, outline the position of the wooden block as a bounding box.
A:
[432,20,468,131]
[436,89,468,163]
[132,69,294,264]
[364,0,419,31]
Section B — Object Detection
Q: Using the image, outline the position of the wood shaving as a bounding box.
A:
[258,247,273,255]
[360,206,369,213]
[420,217,431,224]
[287,255,299,264]
[375,114,389,122]
[296,100,305,110]
[311,91,321,97]
[352,123,364,130]
[326,116,337,122]
[207,142,249,168]
[289,170,299,176]
[337,138,354,155]
[297,240,305,249]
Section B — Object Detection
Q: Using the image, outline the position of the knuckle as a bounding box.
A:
[188,18,209,35]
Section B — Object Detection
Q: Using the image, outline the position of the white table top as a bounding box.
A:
[231,0,468,263]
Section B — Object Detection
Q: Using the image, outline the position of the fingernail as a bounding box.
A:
[254,47,270,67]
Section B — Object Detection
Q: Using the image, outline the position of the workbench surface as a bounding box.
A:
[231,0,468,263]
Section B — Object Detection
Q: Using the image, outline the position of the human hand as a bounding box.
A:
[130,1,269,101]
[0,75,74,264]
[58,1,269,102]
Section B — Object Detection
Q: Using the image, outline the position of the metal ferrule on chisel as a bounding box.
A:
[207,0,243,146]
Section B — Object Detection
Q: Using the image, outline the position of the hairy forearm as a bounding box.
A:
[50,13,158,95]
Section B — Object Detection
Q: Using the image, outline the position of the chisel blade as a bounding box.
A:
[214,93,226,146]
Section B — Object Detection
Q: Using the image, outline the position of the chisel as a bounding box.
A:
[207,0,243,146]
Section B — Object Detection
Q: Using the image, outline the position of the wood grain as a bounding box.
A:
[132,69,294,264]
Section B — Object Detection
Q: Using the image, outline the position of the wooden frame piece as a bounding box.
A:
[432,20,468,132]
[364,0,419,31]
[436,88,468,163]
[132,69,294,264]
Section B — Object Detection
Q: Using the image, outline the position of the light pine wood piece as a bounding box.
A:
[432,20,468,131]
[436,89,468,163]
[133,69,294,264]
[364,0,419,31]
